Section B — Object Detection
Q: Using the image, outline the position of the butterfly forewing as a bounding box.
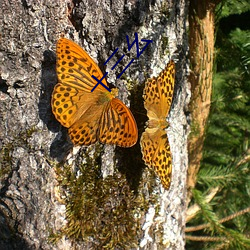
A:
[157,60,175,117]
[52,83,79,127]
[56,38,108,92]
[143,60,175,120]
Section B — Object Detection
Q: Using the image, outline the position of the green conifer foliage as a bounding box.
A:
[187,1,250,249]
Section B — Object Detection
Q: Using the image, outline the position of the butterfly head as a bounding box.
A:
[97,87,119,105]
[111,88,119,98]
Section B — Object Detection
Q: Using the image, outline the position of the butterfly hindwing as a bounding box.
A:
[52,83,103,128]
[68,118,99,146]
[141,128,172,189]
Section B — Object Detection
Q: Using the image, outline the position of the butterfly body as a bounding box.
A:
[140,61,175,190]
[52,38,138,147]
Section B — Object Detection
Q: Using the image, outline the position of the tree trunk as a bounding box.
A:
[0,0,189,249]
[187,0,220,203]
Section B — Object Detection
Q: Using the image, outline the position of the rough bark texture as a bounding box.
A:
[187,0,219,203]
[0,0,189,249]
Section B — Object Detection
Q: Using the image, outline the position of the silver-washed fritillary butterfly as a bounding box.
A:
[52,38,138,147]
[140,60,175,189]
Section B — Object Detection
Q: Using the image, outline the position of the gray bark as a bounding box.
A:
[0,0,189,249]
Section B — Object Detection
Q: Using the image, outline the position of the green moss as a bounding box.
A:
[160,1,170,17]
[51,149,156,248]
[0,144,13,178]
[119,75,139,92]
[25,126,38,138]
[161,36,169,56]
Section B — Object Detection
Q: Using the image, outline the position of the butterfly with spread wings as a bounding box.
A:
[140,61,175,189]
[51,38,138,147]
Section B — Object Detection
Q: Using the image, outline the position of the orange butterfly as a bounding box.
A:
[140,61,175,189]
[51,38,138,147]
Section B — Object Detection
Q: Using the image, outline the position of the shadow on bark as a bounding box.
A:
[39,49,73,161]
[0,210,32,250]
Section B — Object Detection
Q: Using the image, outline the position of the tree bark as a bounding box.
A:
[0,0,189,249]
